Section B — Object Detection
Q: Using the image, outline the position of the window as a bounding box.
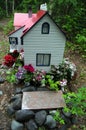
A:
[42,22,50,34]
[9,37,18,45]
[36,54,51,66]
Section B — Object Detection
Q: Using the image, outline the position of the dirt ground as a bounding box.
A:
[0,18,86,130]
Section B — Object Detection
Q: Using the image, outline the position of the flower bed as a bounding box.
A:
[1,50,86,130]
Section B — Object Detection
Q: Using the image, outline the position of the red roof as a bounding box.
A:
[13,10,47,36]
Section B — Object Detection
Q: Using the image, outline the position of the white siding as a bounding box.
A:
[23,14,66,71]
[9,27,24,52]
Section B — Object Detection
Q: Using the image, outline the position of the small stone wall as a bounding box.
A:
[7,83,77,130]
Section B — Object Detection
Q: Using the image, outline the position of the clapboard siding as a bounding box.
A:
[9,27,24,51]
[23,14,66,71]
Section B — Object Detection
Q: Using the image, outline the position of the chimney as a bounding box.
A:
[40,3,47,11]
[28,5,32,18]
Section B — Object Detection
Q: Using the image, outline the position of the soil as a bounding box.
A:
[0,18,86,130]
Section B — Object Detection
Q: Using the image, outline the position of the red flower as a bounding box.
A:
[4,54,16,67]
[23,64,34,73]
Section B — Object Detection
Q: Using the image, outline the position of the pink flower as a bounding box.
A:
[23,64,34,73]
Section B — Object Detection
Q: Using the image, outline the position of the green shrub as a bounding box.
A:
[63,87,86,116]
[3,18,14,34]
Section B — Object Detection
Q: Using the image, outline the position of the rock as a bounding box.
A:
[7,105,16,116]
[24,82,30,87]
[0,76,5,83]
[26,119,38,130]
[22,86,36,92]
[10,94,22,103]
[12,97,22,110]
[62,109,72,118]
[49,110,57,116]
[15,109,35,122]
[37,87,49,91]
[58,124,69,130]
[44,115,56,129]
[15,87,22,94]
[35,110,47,126]
[0,90,3,95]
[71,116,78,124]
[61,113,71,125]
[11,120,24,130]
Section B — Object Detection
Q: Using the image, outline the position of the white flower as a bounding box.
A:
[60,79,67,87]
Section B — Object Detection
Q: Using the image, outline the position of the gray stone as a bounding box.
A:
[0,90,3,95]
[11,120,24,130]
[44,115,56,129]
[71,116,78,124]
[10,94,22,103]
[24,82,30,87]
[58,124,69,130]
[15,109,35,122]
[35,110,47,126]
[62,109,72,117]
[22,86,36,92]
[61,114,71,125]
[7,105,16,116]
[12,98,22,110]
[26,119,38,130]
[15,87,22,94]
[49,110,57,116]
[0,76,5,83]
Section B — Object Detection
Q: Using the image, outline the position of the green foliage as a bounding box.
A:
[24,72,33,83]
[3,18,13,34]
[76,32,86,57]
[6,58,23,83]
[51,0,86,56]
[54,110,65,124]
[38,126,46,130]
[6,69,17,83]
[45,75,59,91]
[0,7,5,18]
[63,87,86,116]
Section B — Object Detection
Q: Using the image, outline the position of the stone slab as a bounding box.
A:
[22,91,66,110]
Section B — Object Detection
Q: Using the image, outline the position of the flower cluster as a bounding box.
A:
[3,50,19,67]
[4,54,16,67]
[32,70,46,87]
[23,64,35,73]
[63,58,76,77]
[15,66,26,80]
[15,64,35,83]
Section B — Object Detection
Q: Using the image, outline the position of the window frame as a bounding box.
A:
[36,53,51,66]
[41,22,50,34]
[9,37,18,45]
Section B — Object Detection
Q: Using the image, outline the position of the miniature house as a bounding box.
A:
[8,8,66,71]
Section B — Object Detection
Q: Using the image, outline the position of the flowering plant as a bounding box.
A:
[32,70,46,87]
[11,50,19,58]
[23,64,35,73]
[3,54,16,67]
[50,58,76,83]
[15,66,26,80]
[3,50,19,67]
[15,64,34,83]
[20,49,24,60]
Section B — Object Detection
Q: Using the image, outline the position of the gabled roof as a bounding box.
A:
[11,10,46,36]
[9,10,66,38]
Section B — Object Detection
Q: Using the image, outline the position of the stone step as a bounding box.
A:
[22,90,66,110]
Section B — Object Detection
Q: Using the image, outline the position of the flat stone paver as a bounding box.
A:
[22,91,66,110]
